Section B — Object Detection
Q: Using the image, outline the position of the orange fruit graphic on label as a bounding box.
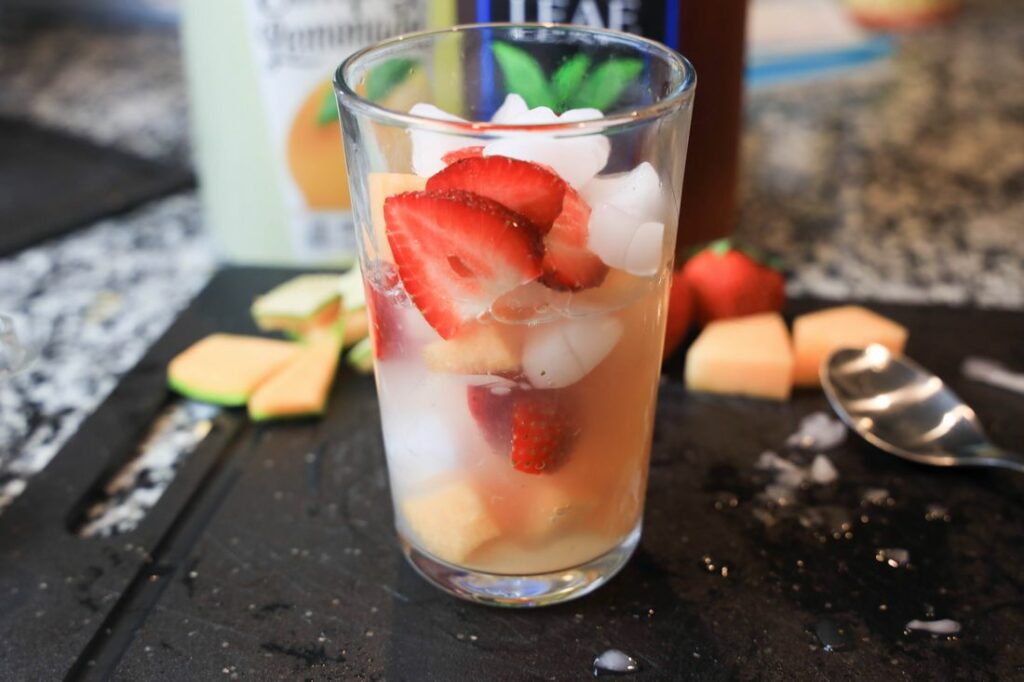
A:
[287,81,350,210]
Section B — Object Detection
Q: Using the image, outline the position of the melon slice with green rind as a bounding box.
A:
[248,332,343,421]
[251,274,342,336]
[168,334,298,406]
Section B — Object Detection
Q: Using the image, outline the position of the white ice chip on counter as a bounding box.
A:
[523,316,623,388]
[581,162,664,221]
[408,103,470,177]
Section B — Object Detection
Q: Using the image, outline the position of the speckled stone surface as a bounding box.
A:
[738,0,1024,308]
[0,1,1022,519]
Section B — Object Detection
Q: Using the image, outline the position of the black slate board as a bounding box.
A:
[1,266,1022,681]
[0,117,193,256]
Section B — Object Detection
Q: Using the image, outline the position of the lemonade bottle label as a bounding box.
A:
[242,0,426,262]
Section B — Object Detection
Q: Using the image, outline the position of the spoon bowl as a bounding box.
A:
[821,345,1024,473]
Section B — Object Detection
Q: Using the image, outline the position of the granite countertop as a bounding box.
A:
[0,0,1022,519]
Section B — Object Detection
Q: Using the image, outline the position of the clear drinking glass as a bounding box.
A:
[335,24,695,606]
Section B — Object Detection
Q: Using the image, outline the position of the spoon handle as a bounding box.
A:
[974,446,1024,474]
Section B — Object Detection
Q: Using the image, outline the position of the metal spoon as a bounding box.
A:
[821,345,1024,473]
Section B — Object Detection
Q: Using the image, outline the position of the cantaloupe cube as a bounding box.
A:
[685,313,794,401]
[368,172,427,262]
[168,334,298,406]
[248,333,342,421]
[401,478,501,565]
[422,323,522,375]
[792,305,908,386]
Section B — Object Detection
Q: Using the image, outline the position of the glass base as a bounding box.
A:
[399,522,641,608]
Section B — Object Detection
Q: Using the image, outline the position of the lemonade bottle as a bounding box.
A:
[181,0,429,265]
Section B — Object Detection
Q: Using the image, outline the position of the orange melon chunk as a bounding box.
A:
[248,333,342,421]
[367,172,427,262]
[792,306,908,387]
[168,334,298,406]
[685,313,794,401]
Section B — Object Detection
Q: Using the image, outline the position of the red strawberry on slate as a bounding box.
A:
[384,189,543,339]
[662,268,694,360]
[509,392,574,475]
[681,239,786,324]
[540,187,608,291]
[441,146,485,166]
[427,155,567,233]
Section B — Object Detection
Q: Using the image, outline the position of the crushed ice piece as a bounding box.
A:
[875,548,910,568]
[862,488,892,506]
[906,619,961,635]
[809,455,839,485]
[485,134,609,188]
[786,412,847,451]
[592,649,639,676]
[522,316,623,389]
[925,504,951,522]
[409,103,470,177]
[586,206,664,277]
[755,450,800,473]
[764,484,797,506]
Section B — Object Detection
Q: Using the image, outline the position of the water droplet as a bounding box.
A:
[593,649,639,676]
[875,548,910,568]
[812,620,852,652]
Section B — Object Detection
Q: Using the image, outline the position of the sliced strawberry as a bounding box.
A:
[466,384,515,451]
[540,187,608,291]
[427,155,567,233]
[384,190,543,339]
[441,146,485,165]
[510,392,574,475]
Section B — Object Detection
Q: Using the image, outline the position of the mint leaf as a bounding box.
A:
[568,57,644,112]
[551,54,591,111]
[316,87,339,127]
[492,41,556,109]
[366,57,419,102]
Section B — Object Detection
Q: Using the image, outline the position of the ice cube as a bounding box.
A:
[484,133,610,188]
[490,93,529,123]
[558,107,603,123]
[624,221,665,277]
[376,361,486,488]
[586,204,664,276]
[587,202,640,270]
[522,316,623,388]
[408,103,470,177]
[581,162,663,222]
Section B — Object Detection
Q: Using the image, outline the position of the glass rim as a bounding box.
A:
[334,22,696,134]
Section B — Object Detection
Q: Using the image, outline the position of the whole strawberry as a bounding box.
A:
[662,269,694,360]
[681,240,785,324]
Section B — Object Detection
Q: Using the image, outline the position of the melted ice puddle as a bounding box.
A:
[875,548,911,568]
[593,649,639,676]
[906,619,961,635]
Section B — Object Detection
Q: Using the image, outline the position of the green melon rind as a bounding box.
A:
[167,373,250,407]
